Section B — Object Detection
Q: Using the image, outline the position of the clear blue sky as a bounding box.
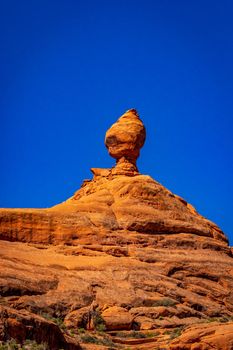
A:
[1,0,233,245]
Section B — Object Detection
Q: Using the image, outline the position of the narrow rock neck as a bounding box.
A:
[112,156,139,176]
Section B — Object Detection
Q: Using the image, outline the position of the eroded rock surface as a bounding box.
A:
[169,322,233,350]
[105,108,146,175]
[0,174,228,247]
[0,109,232,349]
[0,240,233,349]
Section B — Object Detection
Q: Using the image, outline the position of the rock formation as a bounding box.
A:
[105,108,146,175]
[0,109,233,349]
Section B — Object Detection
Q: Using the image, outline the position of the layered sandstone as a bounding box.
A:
[0,109,233,349]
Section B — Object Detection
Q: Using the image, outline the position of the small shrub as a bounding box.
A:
[78,327,85,334]
[205,316,233,324]
[153,298,177,307]
[0,339,19,350]
[68,329,75,337]
[80,334,116,347]
[115,331,126,338]
[40,313,66,331]
[53,317,66,330]
[131,331,146,339]
[96,322,106,332]
[100,338,116,347]
[207,317,219,323]
[24,340,48,350]
[0,339,48,350]
[80,334,99,344]
[92,310,106,332]
[115,331,146,339]
[169,327,183,340]
[145,331,160,338]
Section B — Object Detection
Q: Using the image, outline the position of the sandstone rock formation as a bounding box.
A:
[105,108,146,175]
[0,109,233,349]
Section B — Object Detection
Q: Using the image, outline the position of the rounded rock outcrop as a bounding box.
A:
[105,108,146,175]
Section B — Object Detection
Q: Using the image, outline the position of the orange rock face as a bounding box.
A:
[0,109,233,349]
[105,108,146,175]
[0,174,228,246]
[170,322,233,350]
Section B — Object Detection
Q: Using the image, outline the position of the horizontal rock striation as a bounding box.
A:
[0,175,228,247]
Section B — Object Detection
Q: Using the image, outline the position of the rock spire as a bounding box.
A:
[105,109,146,175]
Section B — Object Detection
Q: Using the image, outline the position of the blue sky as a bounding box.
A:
[1,0,233,245]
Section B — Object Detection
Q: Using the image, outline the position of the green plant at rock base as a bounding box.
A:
[53,318,66,330]
[169,327,183,340]
[0,339,48,350]
[145,331,160,338]
[100,338,116,347]
[219,317,230,323]
[130,331,146,339]
[96,322,106,332]
[80,334,99,344]
[153,298,177,307]
[80,334,117,348]
[92,309,106,332]
[205,316,233,323]
[0,339,18,350]
[68,329,75,337]
[206,317,219,323]
[40,313,66,331]
[78,327,85,334]
[115,331,148,339]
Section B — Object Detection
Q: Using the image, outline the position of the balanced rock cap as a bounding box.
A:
[105,109,146,175]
